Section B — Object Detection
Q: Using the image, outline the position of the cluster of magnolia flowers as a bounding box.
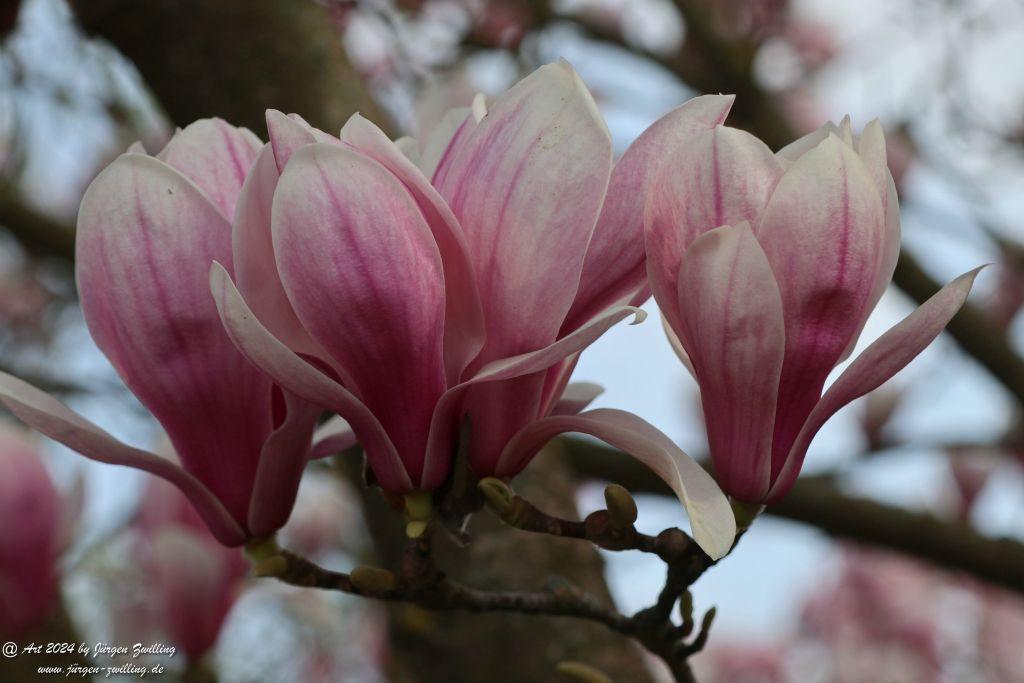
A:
[0,61,978,561]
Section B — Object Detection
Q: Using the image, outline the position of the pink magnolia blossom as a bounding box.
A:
[799,548,945,683]
[0,121,329,546]
[130,478,248,663]
[646,113,981,503]
[0,428,77,638]
[211,62,736,558]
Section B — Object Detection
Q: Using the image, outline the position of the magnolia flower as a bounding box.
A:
[212,61,736,557]
[0,121,330,546]
[0,428,78,638]
[131,478,248,663]
[646,113,981,503]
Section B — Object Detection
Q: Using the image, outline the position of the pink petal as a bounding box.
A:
[309,416,357,460]
[645,125,782,336]
[500,408,736,559]
[767,267,983,501]
[675,223,785,502]
[538,354,581,416]
[564,94,735,333]
[419,106,472,180]
[775,120,842,164]
[340,114,486,381]
[462,374,548,476]
[432,61,613,363]
[837,121,902,362]
[211,263,414,493]
[660,314,696,377]
[271,142,448,487]
[0,371,246,546]
[155,118,261,219]
[549,381,604,416]
[265,110,340,173]
[247,390,322,537]
[757,134,886,473]
[422,306,645,485]
[232,144,328,360]
[394,136,421,165]
[77,154,276,527]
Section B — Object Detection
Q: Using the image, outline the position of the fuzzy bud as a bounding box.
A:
[603,484,638,529]
[478,477,515,515]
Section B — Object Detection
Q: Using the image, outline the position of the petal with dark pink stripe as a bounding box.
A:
[340,114,486,381]
[767,268,982,501]
[211,263,413,493]
[757,135,886,472]
[676,223,785,502]
[645,125,781,335]
[156,119,261,220]
[565,94,735,333]
[271,143,447,487]
[433,61,613,362]
[77,154,275,527]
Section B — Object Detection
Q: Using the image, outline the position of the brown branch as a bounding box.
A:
[253,525,713,682]
[560,437,1024,596]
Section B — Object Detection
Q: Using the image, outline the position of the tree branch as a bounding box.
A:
[253,518,715,683]
[560,437,1024,595]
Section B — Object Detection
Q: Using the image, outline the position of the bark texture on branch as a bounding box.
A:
[347,452,658,683]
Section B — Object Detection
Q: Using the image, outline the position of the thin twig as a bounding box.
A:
[257,527,711,682]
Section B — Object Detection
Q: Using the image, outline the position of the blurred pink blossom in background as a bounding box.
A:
[0,425,76,638]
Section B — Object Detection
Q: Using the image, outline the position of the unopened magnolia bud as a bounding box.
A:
[701,606,718,633]
[250,555,288,578]
[478,477,515,515]
[678,589,694,624]
[555,661,612,683]
[603,484,637,529]
[350,565,397,593]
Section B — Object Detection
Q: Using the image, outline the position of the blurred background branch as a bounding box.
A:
[560,437,1024,595]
